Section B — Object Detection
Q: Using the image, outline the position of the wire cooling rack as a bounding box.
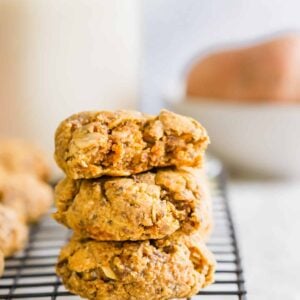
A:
[0,171,246,300]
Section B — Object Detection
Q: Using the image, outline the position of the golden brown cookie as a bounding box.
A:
[0,204,28,257]
[55,110,209,179]
[0,250,4,277]
[56,232,215,300]
[53,167,212,241]
[0,139,51,181]
[0,171,53,223]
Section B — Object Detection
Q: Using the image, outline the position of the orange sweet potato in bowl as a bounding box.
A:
[186,34,300,104]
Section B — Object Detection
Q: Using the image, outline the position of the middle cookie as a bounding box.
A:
[54,168,212,241]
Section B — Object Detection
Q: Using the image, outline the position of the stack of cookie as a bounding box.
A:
[54,109,216,300]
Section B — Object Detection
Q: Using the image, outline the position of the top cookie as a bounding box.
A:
[55,110,209,179]
[0,139,51,181]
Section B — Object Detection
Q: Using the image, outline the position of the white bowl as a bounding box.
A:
[165,96,300,179]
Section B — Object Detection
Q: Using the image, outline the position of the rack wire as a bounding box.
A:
[0,171,246,300]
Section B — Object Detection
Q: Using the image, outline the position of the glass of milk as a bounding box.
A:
[0,0,140,172]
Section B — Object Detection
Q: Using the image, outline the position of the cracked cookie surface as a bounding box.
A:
[55,110,209,179]
[54,167,212,241]
[0,204,28,257]
[56,232,215,300]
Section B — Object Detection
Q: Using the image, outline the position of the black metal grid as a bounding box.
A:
[0,172,246,300]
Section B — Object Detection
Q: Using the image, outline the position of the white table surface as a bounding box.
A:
[228,178,300,300]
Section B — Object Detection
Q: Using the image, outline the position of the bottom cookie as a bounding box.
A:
[0,204,28,257]
[56,232,215,300]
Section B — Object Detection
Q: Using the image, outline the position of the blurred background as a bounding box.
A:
[142,0,300,112]
[0,1,300,298]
